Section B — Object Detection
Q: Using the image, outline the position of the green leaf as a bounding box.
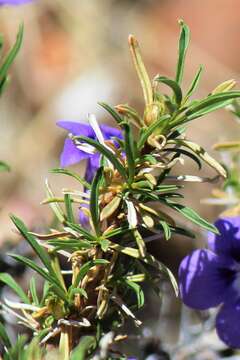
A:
[24,337,43,360]
[50,168,91,190]
[123,122,136,183]
[0,322,11,350]
[48,239,92,251]
[170,225,195,238]
[185,65,203,99]
[90,167,103,236]
[133,229,146,257]
[40,281,50,307]
[44,180,66,223]
[156,184,183,193]
[69,287,88,301]
[175,20,190,85]
[10,215,54,274]
[0,273,29,304]
[0,23,24,84]
[138,114,170,150]
[186,91,240,119]
[159,220,171,240]
[100,196,121,221]
[170,139,226,177]
[155,76,182,105]
[144,254,178,296]
[70,336,96,360]
[98,102,123,125]
[109,241,140,258]
[66,222,96,242]
[0,161,10,172]
[104,226,130,238]
[124,280,144,308]
[162,147,202,169]
[9,254,68,302]
[0,76,9,97]
[99,238,110,252]
[64,194,75,223]
[29,277,39,306]
[73,259,109,288]
[187,99,232,121]
[74,135,127,180]
[166,201,219,234]
[129,35,153,106]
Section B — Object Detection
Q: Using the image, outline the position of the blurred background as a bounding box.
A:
[0,0,240,357]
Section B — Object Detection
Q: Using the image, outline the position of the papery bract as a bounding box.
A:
[179,217,240,348]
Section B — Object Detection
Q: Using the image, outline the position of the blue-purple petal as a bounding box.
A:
[179,249,232,310]
[79,204,90,228]
[0,0,33,3]
[57,121,95,138]
[60,138,89,168]
[58,120,123,181]
[216,301,240,348]
[208,217,240,262]
[85,155,100,183]
[100,124,123,140]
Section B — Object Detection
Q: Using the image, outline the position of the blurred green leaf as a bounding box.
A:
[0,23,23,84]
[70,336,96,360]
[0,161,10,172]
[0,273,29,304]
[0,322,12,350]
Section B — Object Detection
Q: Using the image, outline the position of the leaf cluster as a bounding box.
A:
[0,20,239,359]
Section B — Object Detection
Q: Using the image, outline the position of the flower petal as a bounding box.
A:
[216,301,240,348]
[84,155,100,183]
[179,249,232,310]
[79,205,90,228]
[0,0,33,4]
[57,121,95,137]
[208,217,240,261]
[60,138,89,167]
[100,124,123,140]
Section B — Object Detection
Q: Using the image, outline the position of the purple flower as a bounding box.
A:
[57,121,122,183]
[0,0,33,4]
[179,217,240,348]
